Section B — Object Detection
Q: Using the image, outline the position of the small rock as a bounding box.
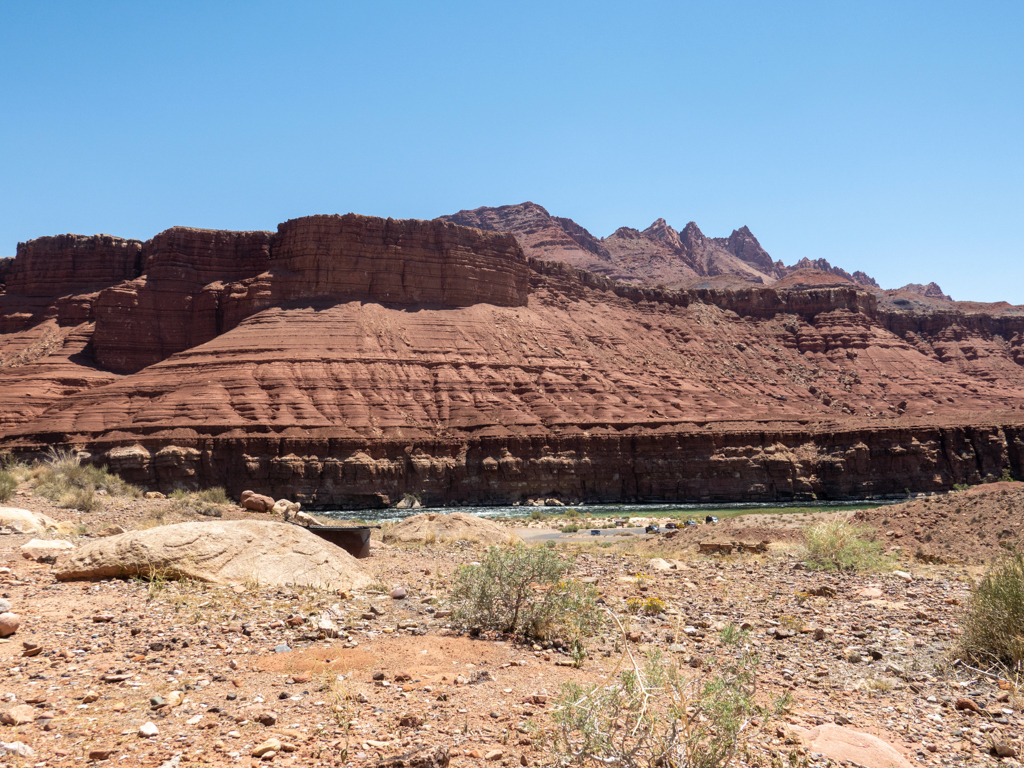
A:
[0,613,20,638]
[138,721,159,738]
[256,711,278,726]
[0,599,9,613]
[374,745,449,768]
[994,742,1018,758]
[892,570,913,583]
[0,741,34,758]
[92,614,114,623]
[1,704,35,725]
[846,650,862,664]
[390,587,408,600]
[955,698,981,713]
[89,747,116,760]
[399,714,424,727]
[857,587,884,599]
[273,644,291,653]
[252,738,282,758]
[82,690,99,704]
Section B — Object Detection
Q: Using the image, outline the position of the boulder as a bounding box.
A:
[383,512,521,546]
[240,490,275,513]
[0,613,20,637]
[20,539,75,561]
[793,724,913,768]
[648,557,675,571]
[271,499,300,516]
[292,511,320,527]
[0,507,57,533]
[54,520,372,591]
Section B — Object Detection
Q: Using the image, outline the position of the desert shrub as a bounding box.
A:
[447,544,602,646]
[957,552,1024,670]
[626,596,666,615]
[63,486,102,513]
[0,469,15,502]
[802,518,887,572]
[554,644,759,768]
[33,448,141,504]
[170,487,228,518]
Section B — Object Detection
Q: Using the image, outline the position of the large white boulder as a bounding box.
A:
[0,507,57,533]
[54,520,371,591]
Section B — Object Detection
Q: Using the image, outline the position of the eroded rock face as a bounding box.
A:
[2,210,1024,506]
[92,227,273,372]
[91,215,529,373]
[5,234,142,298]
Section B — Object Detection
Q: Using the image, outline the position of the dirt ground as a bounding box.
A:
[0,482,1022,767]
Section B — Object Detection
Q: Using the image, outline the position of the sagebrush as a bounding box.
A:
[802,517,888,571]
[0,469,15,502]
[957,552,1024,671]
[32,448,141,511]
[554,641,759,768]
[447,544,602,650]
[170,486,230,517]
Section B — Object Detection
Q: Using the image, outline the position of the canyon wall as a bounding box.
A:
[2,213,1024,506]
[5,234,142,298]
[84,423,1024,508]
[91,215,529,373]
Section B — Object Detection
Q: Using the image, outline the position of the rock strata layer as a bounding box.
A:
[2,211,1024,506]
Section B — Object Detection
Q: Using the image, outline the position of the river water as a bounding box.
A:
[318,498,890,524]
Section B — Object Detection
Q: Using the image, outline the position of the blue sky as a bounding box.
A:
[2,1,1021,302]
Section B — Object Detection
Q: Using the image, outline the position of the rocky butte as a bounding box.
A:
[1,209,1023,508]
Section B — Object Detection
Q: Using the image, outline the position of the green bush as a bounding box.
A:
[554,646,759,768]
[446,544,602,647]
[802,518,888,572]
[957,552,1024,670]
[0,470,15,502]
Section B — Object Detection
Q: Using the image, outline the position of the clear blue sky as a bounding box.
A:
[2,1,1021,302]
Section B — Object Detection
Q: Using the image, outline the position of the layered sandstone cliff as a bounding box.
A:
[91,215,528,373]
[1,211,1023,506]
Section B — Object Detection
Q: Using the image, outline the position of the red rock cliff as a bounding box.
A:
[5,234,142,297]
[2,212,1023,506]
[91,215,529,373]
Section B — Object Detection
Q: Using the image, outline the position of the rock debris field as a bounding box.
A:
[1,484,1023,767]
